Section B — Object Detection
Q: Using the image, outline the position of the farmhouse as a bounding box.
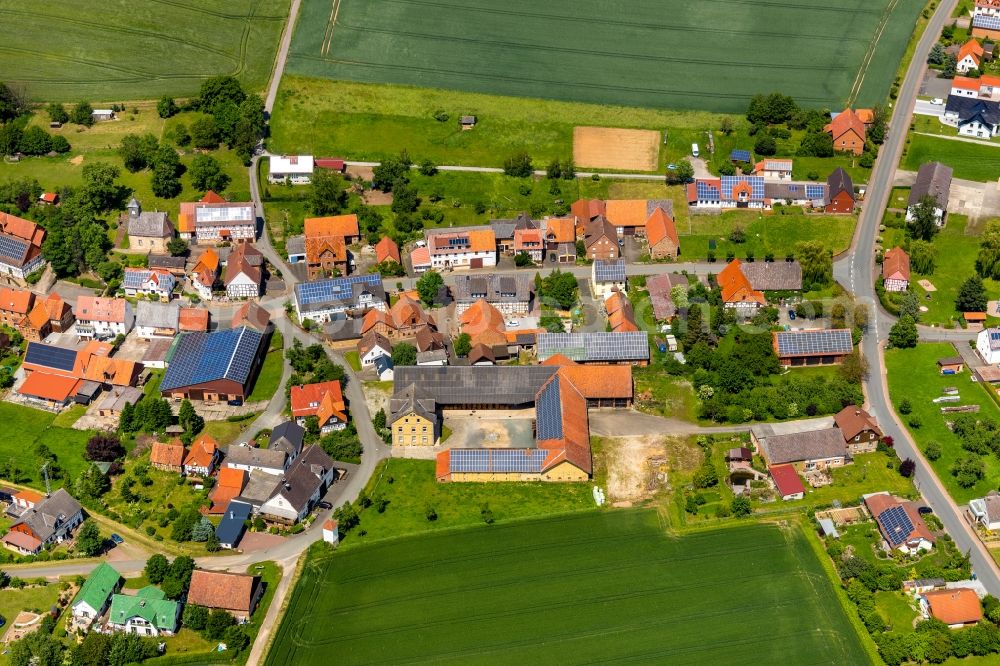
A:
[0,212,47,281]
[148,254,187,276]
[834,406,882,455]
[19,340,141,408]
[957,39,985,73]
[687,176,766,210]
[605,291,638,333]
[646,273,686,321]
[426,228,496,270]
[290,380,347,433]
[591,259,627,298]
[268,155,314,184]
[753,159,793,180]
[583,217,619,261]
[976,0,1000,17]
[645,208,680,259]
[825,109,867,155]
[976,327,1000,364]
[293,273,385,324]
[150,439,185,473]
[135,301,180,338]
[71,562,122,629]
[764,181,828,208]
[453,274,532,316]
[108,587,180,636]
[410,246,430,273]
[258,446,336,525]
[207,467,247,515]
[921,589,982,629]
[184,435,220,477]
[537,331,649,365]
[191,247,220,300]
[226,446,289,477]
[2,489,83,555]
[125,201,173,254]
[270,422,305,462]
[375,236,400,265]
[740,261,803,292]
[865,493,935,555]
[122,268,175,301]
[773,329,853,367]
[490,214,536,255]
[541,216,578,264]
[186,570,263,622]
[358,330,392,367]
[224,242,264,299]
[769,464,805,501]
[459,299,507,348]
[304,214,359,277]
[825,168,856,213]
[944,95,1000,138]
[232,301,271,333]
[969,492,1000,531]
[718,259,765,312]
[178,192,255,244]
[755,428,848,470]
[907,162,953,225]
[75,296,134,340]
[0,287,33,329]
[21,293,73,341]
[361,294,437,340]
[513,227,544,263]
[973,13,1000,38]
[882,247,910,292]
[159,326,267,403]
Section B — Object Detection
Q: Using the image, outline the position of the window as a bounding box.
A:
[854,435,859,442]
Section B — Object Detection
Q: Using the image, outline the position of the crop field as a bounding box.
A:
[286,0,926,113]
[267,511,872,665]
[0,0,290,102]
[573,126,660,171]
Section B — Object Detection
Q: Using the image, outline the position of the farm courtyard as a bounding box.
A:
[266,510,871,665]
[288,0,926,112]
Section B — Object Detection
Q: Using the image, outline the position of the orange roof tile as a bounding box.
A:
[317,391,348,428]
[571,199,606,223]
[604,200,649,229]
[410,246,430,266]
[187,570,259,613]
[304,236,346,267]
[557,364,632,399]
[179,308,209,331]
[646,208,679,250]
[924,589,982,626]
[178,201,196,234]
[13,490,43,505]
[81,356,139,387]
[824,109,866,143]
[361,308,392,335]
[459,299,506,347]
[541,354,578,366]
[0,212,45,246]
[304,214,359,240]
[468,229,496,253]
[217,467,246,491]
[958,39,985,64]
[952,77,981,91]
[375,236,401,264]
[718,259,765,305]
[18,372,79,402]
[76,296,128,323]
[290,380,346,427]
[0,288,34,315]
[435,449,451,480]
[389,295,432,329]
[150,439,185,467]
[855,109,875,124]
[201,191,226,204]
[513,228,542,250]
[43,293,69,321]
[536,376,591,474]
[184,435,218,469]
[544,217,576,244]
[882,247,910,282]
[25,301,49,330]
[194,248,220,273]
[964,312,987,322]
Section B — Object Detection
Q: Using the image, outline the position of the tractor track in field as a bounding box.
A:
[336,22,854,73]
[289,53,836,105]
[145,0,287,21]
[846,0,901,105]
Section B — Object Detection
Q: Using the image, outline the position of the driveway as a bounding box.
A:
[913,100,945,117]
[949,178,1000,222]
[919,71,952,100]
[690,157,712,179]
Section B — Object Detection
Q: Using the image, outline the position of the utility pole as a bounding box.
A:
[40,462,51,496]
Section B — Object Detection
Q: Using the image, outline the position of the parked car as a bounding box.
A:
[506,320,519,328]
[930,98,944,105]
[110,533,124,545]
[918,506,934,515]
[317,501,333,510]
[789,310,797,320]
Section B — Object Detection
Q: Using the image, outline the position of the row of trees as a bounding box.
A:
[0,123,70,157]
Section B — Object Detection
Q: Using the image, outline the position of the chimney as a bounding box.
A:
[855,410,860,416]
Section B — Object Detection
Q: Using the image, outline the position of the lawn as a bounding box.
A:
[0,580,63,625]
[287,0,923,113]
[247,330,285,403]
[901,133,1000,182]
[343,458,595,544]
[875,591,920,633]
[0,402,95,490]
[0,0,290,101]
[884,216,1000,326]
[343,351,361,372]
[632,368,699,423]
[886,343,1000,504]
[202,417,257,446]
[771,452,917,512]
[680,209,857,262]
[266,511,872,665]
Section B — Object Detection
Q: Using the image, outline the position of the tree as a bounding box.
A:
[537,270,578,310]
[85,433,125,461]
[170,508,199,542]
[976,220,1000,279]
[75,520,103,556]
[0,123,22,156]
[952,452,985,488]
[190,115,219,150]
[151,145,183,198]
[731,495,752,517]
[223,626,251,651]
[80,162,127,212]
[453,333,472,357]
[145,553,169,584]
[503,151,533,178]
[46,102,69,124]
[746,92,798,125]
[899,458,916,478]
[956,275,988,312]
[309,168,347,215]
[107,633,154,666]
[191,517,215,542]
[909,239,937,274]
[17,126,51,156]
[796,241,832,287]
[392,343,417,366]
[389,180,420,214]
[416,270,444,306]
[333,501,359,531]
[928,42,946,65]
[753,133,777,156]
[198,75,246,114]
[899,290,921,321]
[839,347,869,383]
[117,133,159,172]
[157,96,177,118]
[888,315,918,349]
[189,155,230,193]
[371,155,409,191]
[910,195,941,241]
[514,251,533,267]
[942,53,958,79]
[8,631,63,666]
[71,101,94,126]
[72,632,112,666]
[720,117,734,135]
[546,159,561,179]
[868,105,889,145]
[418,159,437,176]
[665,159,694,185]
[203,607,236,639]
[167,237,188,256]
[182,604,208,630]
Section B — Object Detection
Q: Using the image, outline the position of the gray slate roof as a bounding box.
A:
[15,489,82,542]
[489,213,535,241]
[234,472,281,507]
[136,301,179,330]
[269,421,305,458]
[128,211,173,238]
[826,168,854,203]
[945,95,1000,131]
[225,445,287,471]
[147,255,187,271]
[757,428,847,465]
[267,445,334,513]
[286,235,305,257]
[740,261,802,291]
[909,161,954,209]
[453,273,531,305]
[389,382,438,422]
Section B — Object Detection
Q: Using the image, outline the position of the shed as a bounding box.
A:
[460,115,477,130]
[937,357,965,375]
[769,464,805,501]
[818,518,840,539]
[964,312,987,331]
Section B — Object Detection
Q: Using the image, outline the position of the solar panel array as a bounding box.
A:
[535,376,564,441]
[594,259,625,283]
[393,366,557,405]
[764,160,791,170]
[775,329,853,357]
[974,14,1000,29]
[0,234,28,263]
[879,505,915,546]
[538,332,649,362]
[122,269,151,290]
[695,180,721,201]
[721,176,765,200]
[195,205,253,223]
[805,184,826,199]
[24,342,77,372]
[449,448,548,474]
[730,149,751,162]
[295,273,383,306]
[160,326,264,391]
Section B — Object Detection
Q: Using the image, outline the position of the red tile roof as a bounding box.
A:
[645,208,679,250]
[76,296,129,323]
[459,299,506,347]
[0,212,45,246]
[179,308,210,331]
[769,464,805,497]
[150,439,185,468]
[924,589,982,626]
[304,214,359,240]
[824,109,867,143]
[184,435,218,470]
[958,39,985,65]
[290,380,347,427]
[834,406,882,441]
[187,570,259,614]
[882,247,910,282]
[410,246,430,267]
[18,372,79,402]
[718,259,765,305]
[375,236,400,264]
[0,288,34,315]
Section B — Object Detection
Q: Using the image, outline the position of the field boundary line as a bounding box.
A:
[847,0,900,106]
[321,0,342,56]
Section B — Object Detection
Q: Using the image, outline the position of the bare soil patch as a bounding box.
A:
[602,435,668,502]
[573,126,660,171]
[363,189,393,205]
[69,155,84,166]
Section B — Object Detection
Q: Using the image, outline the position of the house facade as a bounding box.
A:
[135,301,180,338]
[591,259,627,299]
[293,274,385,324]
[977,327,1000,364]
[645,208,680,259]
[944,95,1000,138]
[835,405,883,455]
[882,247,910,292]
[754,159,793,180]
[453,273,532,316]
[718,259,765,312]
[179,193,255,244]
[71,562,122,629]
[825,109,867,155]
[224,243,263,300]
[583,216,618,261]
[108,587,180,637]
[290,380,348,433]
[75,297,134,339]
[268,155,314,184]
[126,201,174,254]
[0,212,47,281]
[427,228,497,270]
[969,492,1000,531]
[825,168,856,213]
[4,489,83,554]
[907,162,953,226]
[122,268,175,301]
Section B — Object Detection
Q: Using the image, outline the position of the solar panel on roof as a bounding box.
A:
[160,327,263,391]
[0,234,28,263]
[721,176,765,200]
[538,332,649,362]
[24,342,77,372]
[879,505,914,546]
[449,448,547,474]
[974,14,1000,29]
[295,274,382,306]
[536,376,564,440]
[695,180,720,201]
[730,149,751,162]
[594,260,625,283]
[806,185,826,199]
[775,329,853,356]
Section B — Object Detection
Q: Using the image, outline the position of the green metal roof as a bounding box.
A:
[72,562,121,612]
[109,586,179,631]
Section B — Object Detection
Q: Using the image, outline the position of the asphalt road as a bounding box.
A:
[844,0,1000,595]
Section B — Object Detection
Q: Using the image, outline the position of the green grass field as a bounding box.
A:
[287,0,923,112]
[0,402,95,489]
[886,343,1000,504]
[267,511,872,665]
[0,0,290,101]
[247,330,285,403]
[902,134,1000,182]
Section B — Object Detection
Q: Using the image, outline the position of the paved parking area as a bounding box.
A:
[949,178,1000,222]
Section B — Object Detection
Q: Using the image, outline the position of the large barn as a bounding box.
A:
[160,326,267,403]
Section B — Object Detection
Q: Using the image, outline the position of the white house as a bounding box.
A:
[257,446,335,524]
[754,159,793,180]
[358,331,391,367]
[122,268,175,301]
[906,162,953,227]
[426,228,497,270]
[591,259,627,299]
[70,563,121,629]
[91,109,115,122]
[75,296,134,339]
[374,355,394,381]
[293,274,385,325]
[108,588,180,637]
[135,301,180,339]
[268,155,314,184]
[969,493,1000,531]
[225,268,262,300]
[977,327,1000,364]
[225,445,288,476]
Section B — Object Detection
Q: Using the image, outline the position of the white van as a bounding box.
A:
[691,143,700,157]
